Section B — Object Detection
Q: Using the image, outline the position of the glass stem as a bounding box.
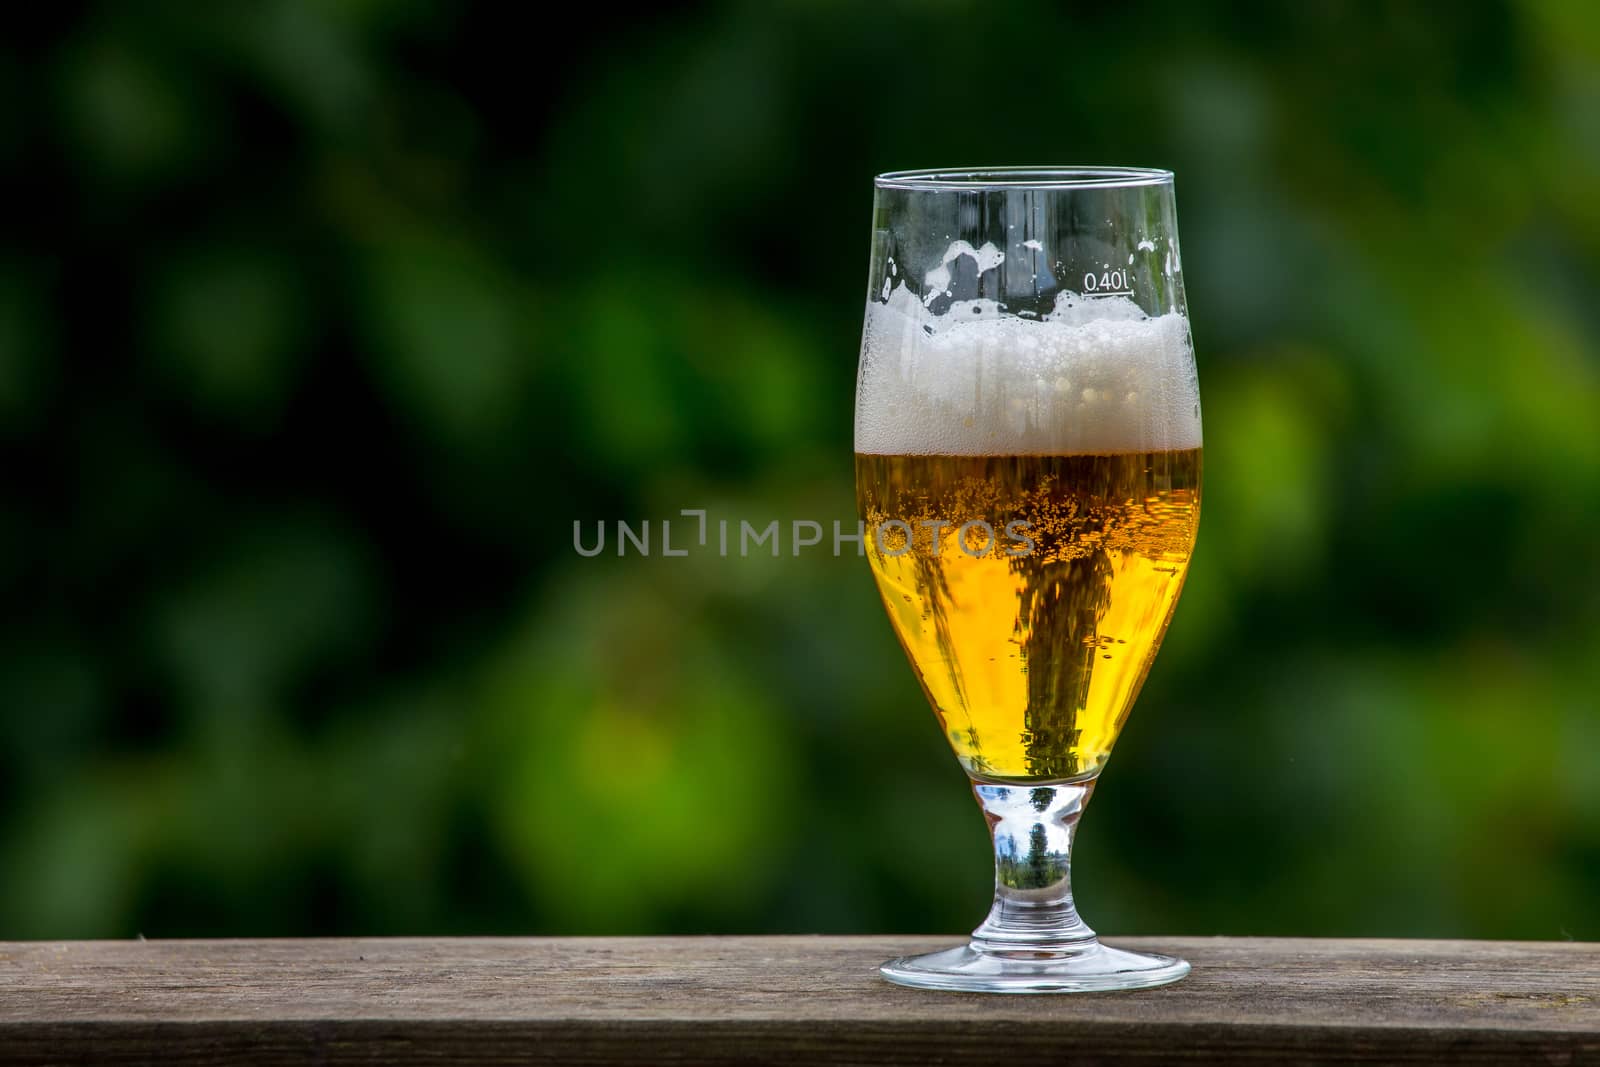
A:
[969,780,1100,957]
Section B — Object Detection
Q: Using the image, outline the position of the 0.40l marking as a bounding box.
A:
[1082,268,1133,296]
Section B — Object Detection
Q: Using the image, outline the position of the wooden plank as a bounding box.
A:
[0,937,1596,1065]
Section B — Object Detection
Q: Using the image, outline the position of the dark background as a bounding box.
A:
[2,1,1597,940]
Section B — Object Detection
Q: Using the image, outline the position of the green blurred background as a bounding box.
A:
[2,1,1597,941]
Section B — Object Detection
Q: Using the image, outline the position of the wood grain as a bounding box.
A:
[1,936,1597,1064]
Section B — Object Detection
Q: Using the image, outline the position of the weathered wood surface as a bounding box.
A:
[1,936,1597,1065]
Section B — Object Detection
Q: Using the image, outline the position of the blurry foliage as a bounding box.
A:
[1,0,1597,939]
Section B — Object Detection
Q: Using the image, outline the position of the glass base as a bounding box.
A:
[881,940,1190,993]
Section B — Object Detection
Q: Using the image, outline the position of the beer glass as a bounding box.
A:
[855,167,1201,992]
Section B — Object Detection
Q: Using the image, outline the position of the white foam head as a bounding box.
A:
[854,284,1202,456]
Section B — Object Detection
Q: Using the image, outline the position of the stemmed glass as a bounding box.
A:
[854,167,1202,992]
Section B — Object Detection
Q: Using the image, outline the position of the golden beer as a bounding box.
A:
[856,449,1201,781]
[861,167,1202,992]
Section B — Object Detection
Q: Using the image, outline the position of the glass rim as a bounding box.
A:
[874,166,1174,191]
